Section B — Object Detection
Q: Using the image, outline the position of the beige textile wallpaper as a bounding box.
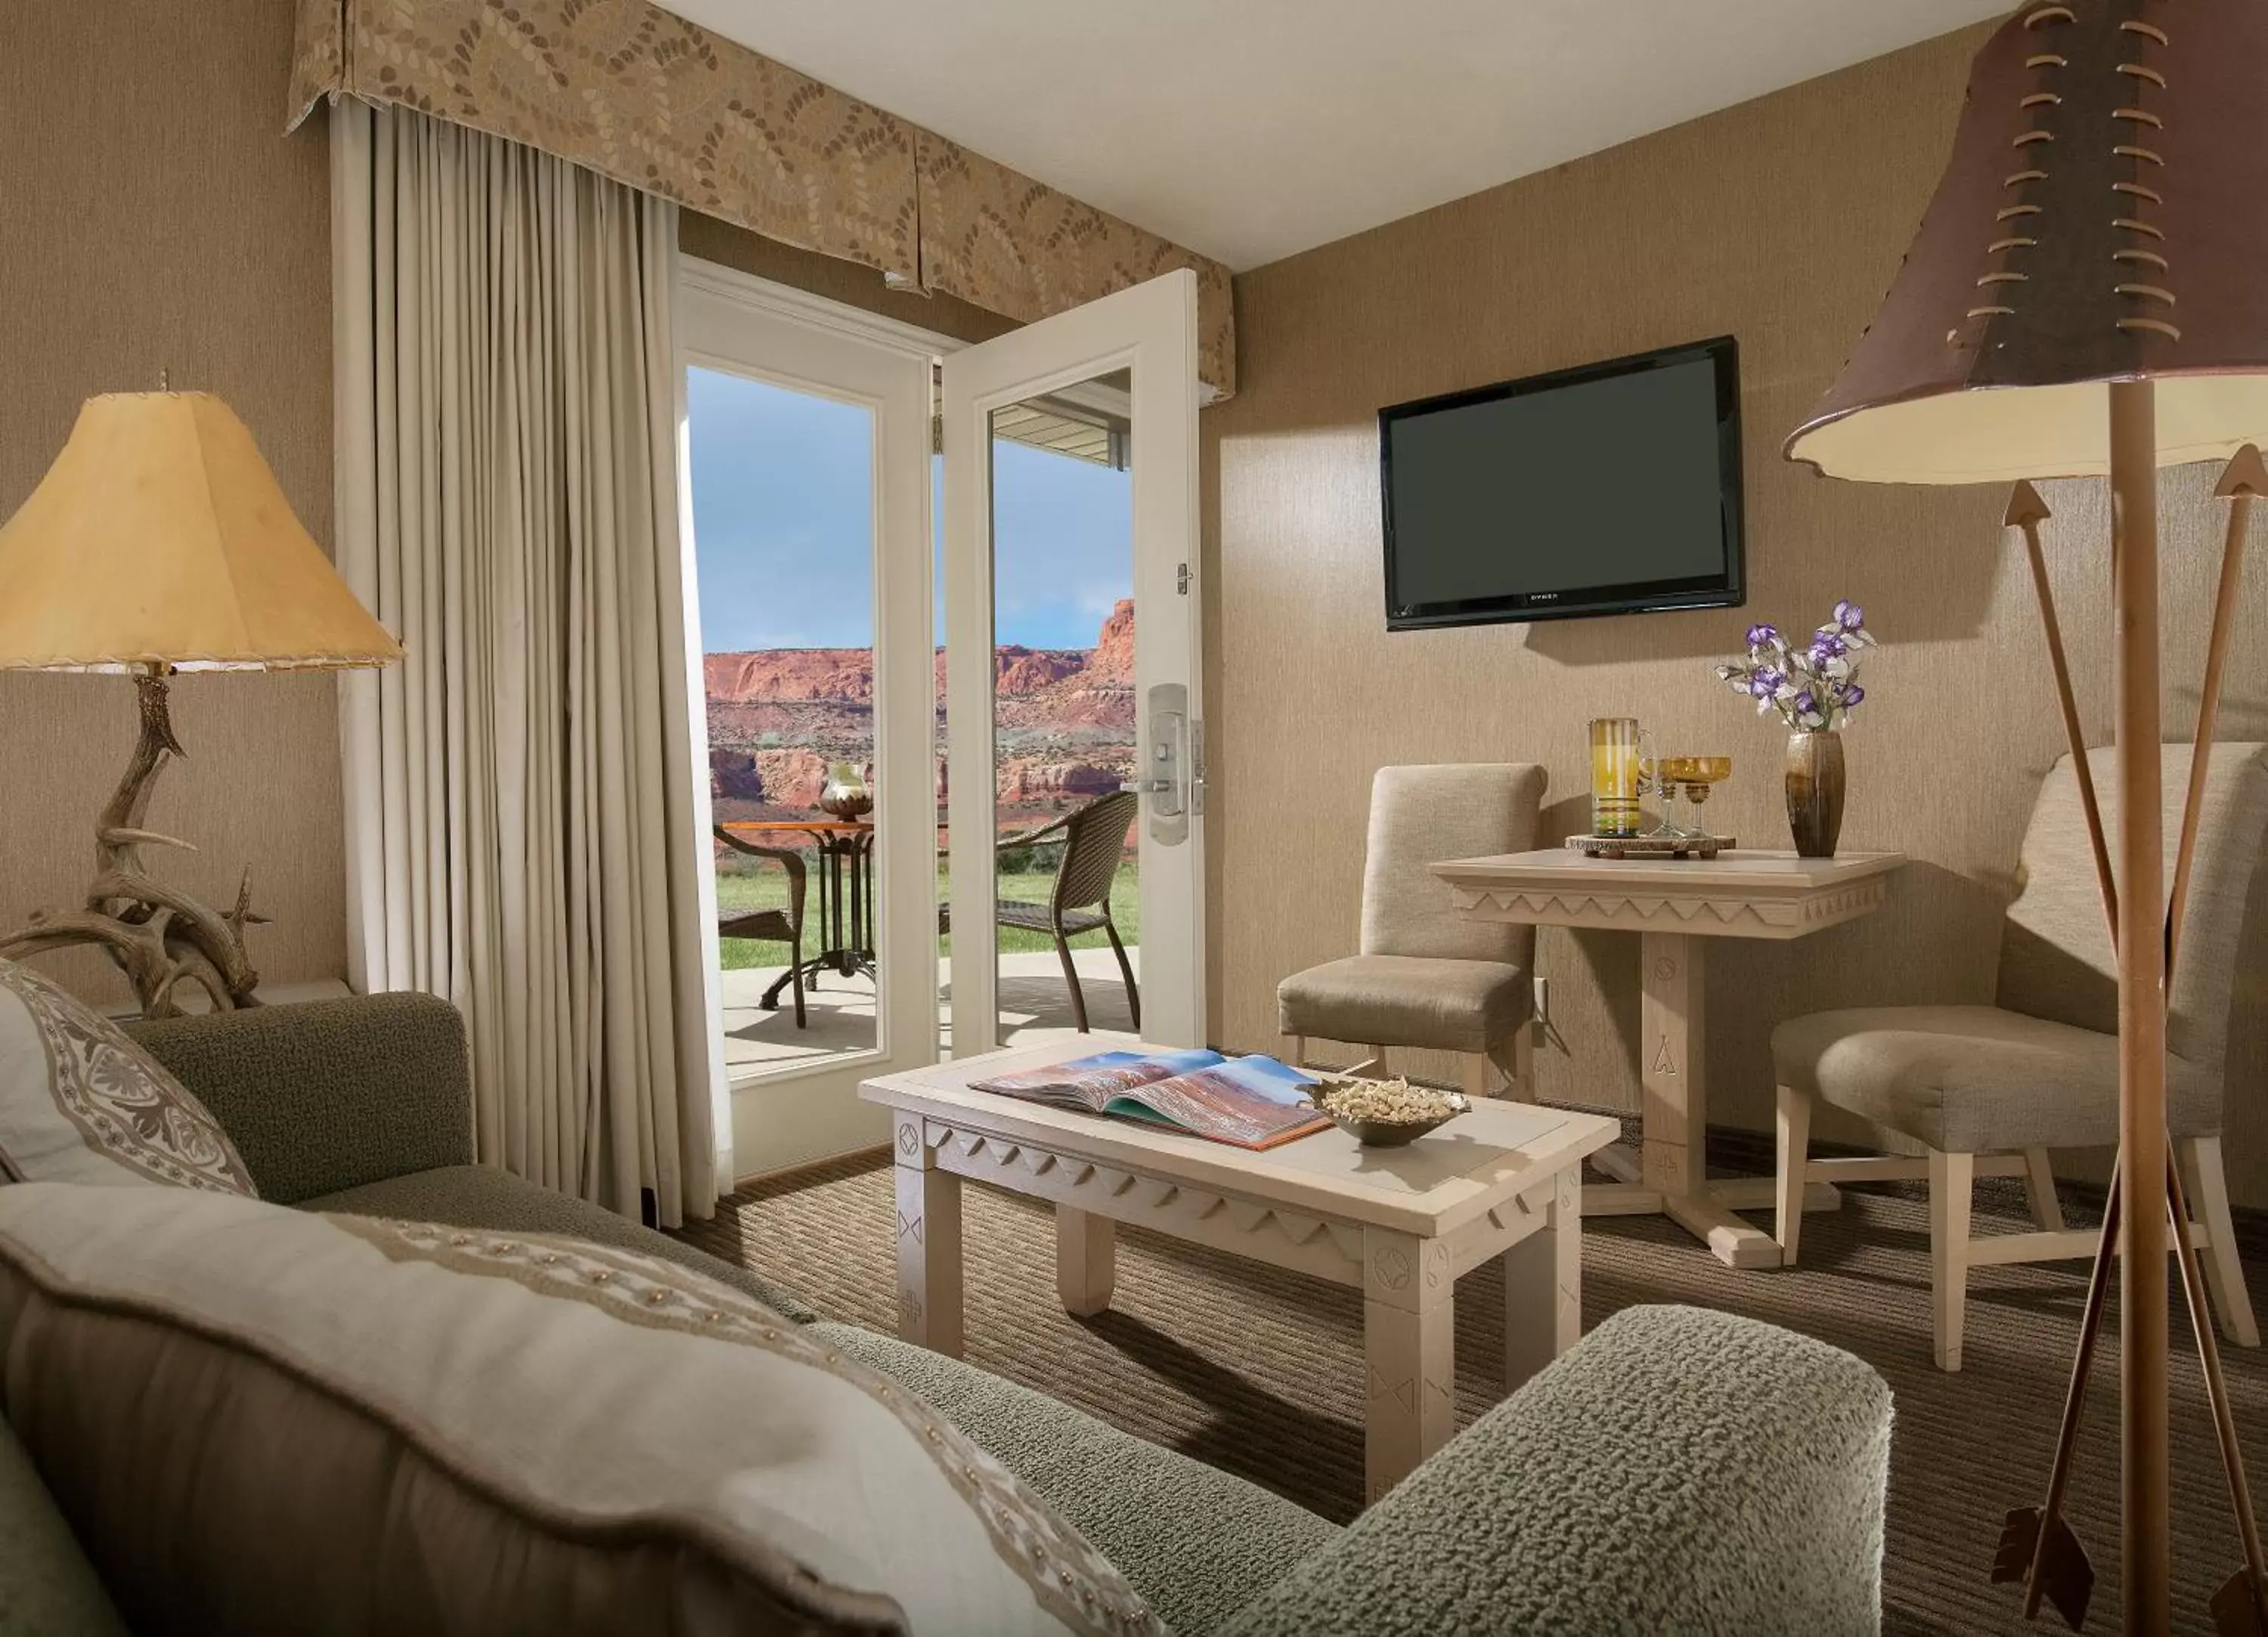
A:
[0,0,345,1005]
[1202,26,2268,1205]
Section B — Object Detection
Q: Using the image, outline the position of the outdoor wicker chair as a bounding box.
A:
[941,789,1139,1032]
[714,826,807,1029]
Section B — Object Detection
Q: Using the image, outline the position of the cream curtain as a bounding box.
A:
[332,98,729,1224]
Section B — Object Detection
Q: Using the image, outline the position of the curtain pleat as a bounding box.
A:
[333,99,720,1225]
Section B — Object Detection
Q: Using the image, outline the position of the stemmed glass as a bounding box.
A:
[1650,757,1734,839]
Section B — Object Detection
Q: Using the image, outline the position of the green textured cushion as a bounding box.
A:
[808,1323,1340,1636]
[303,1165,820,1326]
[126,995,475,1205]
[1219,1305,1892,1637]
[0,1416,127,1637]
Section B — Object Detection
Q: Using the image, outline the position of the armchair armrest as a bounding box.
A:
[126,993,476,1205]
[1222,1305,1892,1637]
[715,828,807,924]
[994,812,1074,851]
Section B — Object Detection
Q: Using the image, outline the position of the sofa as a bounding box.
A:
[2,994,1895,1635]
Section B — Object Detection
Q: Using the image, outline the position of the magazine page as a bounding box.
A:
[970,1049,1226,1112]
[1108,1057,1334,1151]
[971,1049,1331,1150]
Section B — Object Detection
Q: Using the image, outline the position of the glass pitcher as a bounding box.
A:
[1588,718,1656,839]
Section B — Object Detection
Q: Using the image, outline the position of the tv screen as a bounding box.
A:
[1379,336,1743,629]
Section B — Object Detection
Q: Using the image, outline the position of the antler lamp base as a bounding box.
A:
[0,669,265,1018]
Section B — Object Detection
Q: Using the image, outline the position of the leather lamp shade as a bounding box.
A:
[1786,2,2268,484]
[0,392,401,671]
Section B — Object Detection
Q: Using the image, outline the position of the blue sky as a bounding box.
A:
[686,366,1131,654]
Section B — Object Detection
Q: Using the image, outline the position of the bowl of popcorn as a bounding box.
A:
[1306,1077,1470,1147]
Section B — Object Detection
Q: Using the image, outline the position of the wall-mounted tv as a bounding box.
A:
[1378,336,1744,630]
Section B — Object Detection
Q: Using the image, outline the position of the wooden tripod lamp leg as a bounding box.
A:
[2008,482,2117,939]
[2167,445,2264,973]
[1999,443,2267,1634]
[2109,379,2171,1632]
[2168,1153,2268,1631]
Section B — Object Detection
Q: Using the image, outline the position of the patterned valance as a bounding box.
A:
[288,0,1236,398]
[916,132,1235,399]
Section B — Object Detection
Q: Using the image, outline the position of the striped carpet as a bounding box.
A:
[675,1137,2268,1636]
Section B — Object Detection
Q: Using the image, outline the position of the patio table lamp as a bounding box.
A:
[1786,7,2268,1632]
[0,391,402,1017]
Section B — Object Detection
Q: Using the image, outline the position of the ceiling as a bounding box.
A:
[651,1,2008,271]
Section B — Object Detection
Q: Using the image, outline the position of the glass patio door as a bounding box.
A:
[940,270,1207,1056]
[679,266,940,1178]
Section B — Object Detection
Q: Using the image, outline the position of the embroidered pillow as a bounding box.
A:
[0,1184,1157,1637]
[0,960,256,1194]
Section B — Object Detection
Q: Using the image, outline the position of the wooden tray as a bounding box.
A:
[1566,833,1734,861]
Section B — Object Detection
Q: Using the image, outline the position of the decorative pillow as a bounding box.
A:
[0,1184,1159,1637]
[0,959,254,1194]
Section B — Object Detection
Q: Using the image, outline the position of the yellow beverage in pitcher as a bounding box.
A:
[1588,718,1648,838]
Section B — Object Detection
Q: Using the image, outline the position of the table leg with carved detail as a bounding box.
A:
[1362,1226,1456,1505]
[1502,1169,1582,1392]
[1055,1205,1117,1317]
[1640,930,1786,1270]
[892,1115,964,1357]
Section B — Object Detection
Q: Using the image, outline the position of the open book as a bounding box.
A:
[968,1049,1333,1151]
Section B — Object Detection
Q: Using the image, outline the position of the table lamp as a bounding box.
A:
[1787,8,2268,1632]
[0,391,402,1017]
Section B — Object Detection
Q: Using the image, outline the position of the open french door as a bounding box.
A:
[679,268,941,1179]
[941,269,1207,1055]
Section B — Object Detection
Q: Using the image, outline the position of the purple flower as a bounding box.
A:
[1748,668,1783,699]
[1836,599,1865,632]
[1746,623,1779,648]
[1842,684,1865,707]
[1810,632,1847,661]
[1793,690,1817,715]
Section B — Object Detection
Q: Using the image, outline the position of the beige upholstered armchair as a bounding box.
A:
[1773,744,2266,1372]
[1278,763,1546,1099]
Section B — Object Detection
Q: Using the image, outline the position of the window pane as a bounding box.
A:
[689,365,880,1076]
[984,373,1138,1045]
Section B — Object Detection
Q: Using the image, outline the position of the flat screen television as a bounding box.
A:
[1378,336,1744,630]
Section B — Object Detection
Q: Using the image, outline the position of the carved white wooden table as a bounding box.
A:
[1430,848,1905,1270]
[861,1038,1618,1503]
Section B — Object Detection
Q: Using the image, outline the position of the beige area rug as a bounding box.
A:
[676,1140,2268,1636]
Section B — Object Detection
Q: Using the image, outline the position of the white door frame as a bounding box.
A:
[942,269,1207,1054]
[677,258,959,1181]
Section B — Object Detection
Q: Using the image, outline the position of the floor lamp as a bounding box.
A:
[0,392,402,1015]
[1786,7,2268,1632]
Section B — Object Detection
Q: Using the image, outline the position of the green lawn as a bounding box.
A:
[714,855,1137,971]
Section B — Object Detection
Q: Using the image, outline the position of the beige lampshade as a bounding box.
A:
[1786,2,2268,485]
[0,392,402,671]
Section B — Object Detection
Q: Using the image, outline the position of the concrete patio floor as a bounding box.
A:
[717,945,1139,1075]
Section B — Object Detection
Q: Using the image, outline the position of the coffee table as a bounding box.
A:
[860,1037,1619,1502]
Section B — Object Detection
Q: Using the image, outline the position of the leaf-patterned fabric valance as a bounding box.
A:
[916,131,1235,401]
[288,0,1237,398]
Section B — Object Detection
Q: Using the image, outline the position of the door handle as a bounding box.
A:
[1139,684,1191,845]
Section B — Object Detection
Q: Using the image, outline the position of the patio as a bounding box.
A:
[717,945,1140,1075]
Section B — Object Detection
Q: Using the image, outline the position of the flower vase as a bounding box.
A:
[1784,730,1845,858]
